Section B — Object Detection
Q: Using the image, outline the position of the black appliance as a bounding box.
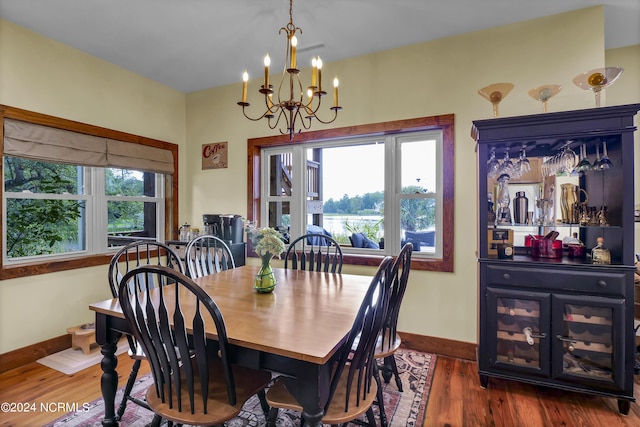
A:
[203,214,244,244]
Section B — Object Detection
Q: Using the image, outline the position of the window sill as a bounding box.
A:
[0,254,112,280]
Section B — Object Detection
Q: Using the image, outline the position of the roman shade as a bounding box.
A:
[3,119,174,174]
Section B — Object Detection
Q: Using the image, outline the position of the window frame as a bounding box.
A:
[247,114,455,272]
[0,105,179,279]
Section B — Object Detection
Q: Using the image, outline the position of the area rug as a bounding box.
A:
[37,338,129,375]
[44,349,435,426]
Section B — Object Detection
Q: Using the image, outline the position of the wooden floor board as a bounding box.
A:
[1,352,639,426]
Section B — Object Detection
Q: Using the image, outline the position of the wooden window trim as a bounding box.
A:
[0,105,179,280]
[247,114,455,272]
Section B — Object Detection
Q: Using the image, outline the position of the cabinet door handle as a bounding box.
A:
[556,335,578,351]
[597,280,607,288]
[523,327,546,345]
[503,273,511,280]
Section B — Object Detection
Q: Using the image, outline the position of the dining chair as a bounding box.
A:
[372,242,413,426]
[118,265,273,427]
[107,240,184,420]
[185,234,235,278]
[184,234,271,416]
[284,233,343,273]
[377,242,413,388]
[265,256,394,427]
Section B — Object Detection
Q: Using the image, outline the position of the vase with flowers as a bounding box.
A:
[247,225,286,293]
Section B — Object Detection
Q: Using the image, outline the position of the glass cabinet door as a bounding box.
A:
[552,294,625,386]
[487,287,551,375]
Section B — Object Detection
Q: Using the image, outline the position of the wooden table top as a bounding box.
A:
[90,265,372,364]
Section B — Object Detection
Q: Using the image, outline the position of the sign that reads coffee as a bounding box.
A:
[202,142,228,169]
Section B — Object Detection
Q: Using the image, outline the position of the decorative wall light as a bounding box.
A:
[237,0,341,140]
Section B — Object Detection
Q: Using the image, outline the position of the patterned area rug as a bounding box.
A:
[44,349,435,427]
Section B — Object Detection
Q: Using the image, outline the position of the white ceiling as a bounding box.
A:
[1,0,638,93]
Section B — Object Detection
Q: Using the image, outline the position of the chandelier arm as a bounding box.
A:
[292,106,311,131]
[239,104,278,122]
[312,107,341,125]
[269,107,288,131]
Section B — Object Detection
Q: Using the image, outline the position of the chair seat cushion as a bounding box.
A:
[349,233,379,249]
[146,360,271,426]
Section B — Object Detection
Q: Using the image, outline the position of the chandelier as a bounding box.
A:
[237,0,342,140]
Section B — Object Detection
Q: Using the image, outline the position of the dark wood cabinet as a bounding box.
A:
[472,104,640,414]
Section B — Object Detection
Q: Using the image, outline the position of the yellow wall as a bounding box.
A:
[0,19,186,352]
[1,6,639,353]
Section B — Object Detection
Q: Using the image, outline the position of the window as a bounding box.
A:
[248,115,454,272]
[0,105,179,279]
[3,161,164,262]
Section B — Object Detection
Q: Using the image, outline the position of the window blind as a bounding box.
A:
[3,119,174,174]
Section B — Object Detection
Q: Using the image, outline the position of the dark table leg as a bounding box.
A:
[95,313,122,427]
[280,366,331,427]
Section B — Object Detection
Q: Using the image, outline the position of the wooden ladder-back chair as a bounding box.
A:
[185,235,235,278]
[118,265,272,426]
[265,256,394,427]
[284,233,343,273]
[107,241,184,420]
[373,242,413,426]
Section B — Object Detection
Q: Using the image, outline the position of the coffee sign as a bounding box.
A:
[202,142,228,169]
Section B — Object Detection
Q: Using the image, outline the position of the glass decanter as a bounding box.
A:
[496,173,512,225]
[591,237,611,265]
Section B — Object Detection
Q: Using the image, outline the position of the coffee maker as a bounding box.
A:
[203,214,244,244]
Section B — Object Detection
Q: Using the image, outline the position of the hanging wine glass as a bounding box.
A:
[487,147,500,178]
[599,140,613,170]
[592,145,602,170]
[561,144,578,176]
[516,144,531,175]
[576,144,591,174]
[499,147,517,178]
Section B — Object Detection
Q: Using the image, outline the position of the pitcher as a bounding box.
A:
[179,221,191,242]
[560,183,588,224]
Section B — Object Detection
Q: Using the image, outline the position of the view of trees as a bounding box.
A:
[323,186,435,232]
[323,191,383,215]
[105,168,146,233]
[4,158,83,257]
[4,158,147,258]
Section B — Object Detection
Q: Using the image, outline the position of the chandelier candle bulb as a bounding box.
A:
[333,77,339,107]
[241,71,248,103]
[317,57,323,93]
[263,54,270,90]
[290,36,297,70]
[311,57,317,87]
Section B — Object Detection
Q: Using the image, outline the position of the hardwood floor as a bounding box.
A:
[1,352,639,426]
[425,357,640,427]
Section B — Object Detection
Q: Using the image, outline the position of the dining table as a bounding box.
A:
[89,264,373,427]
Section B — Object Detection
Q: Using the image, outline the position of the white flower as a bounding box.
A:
[248,226,285,258]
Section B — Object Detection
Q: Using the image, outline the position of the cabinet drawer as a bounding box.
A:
[484,264,629,297]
